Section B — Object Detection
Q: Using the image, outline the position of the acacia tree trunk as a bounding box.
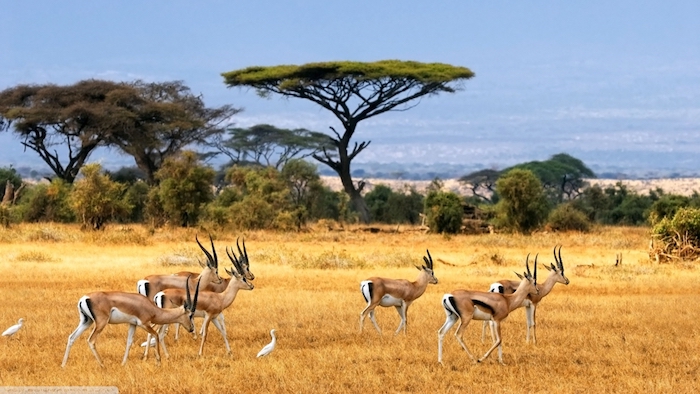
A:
[313,124,371,224]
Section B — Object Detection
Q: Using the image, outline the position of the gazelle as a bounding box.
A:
[481,245,570,344]
[437,255,538,365]
[359,250,437,335]
[152,244,254,357]
[61,277,200,368]
[137,234,222,300]
[168,238,255,340]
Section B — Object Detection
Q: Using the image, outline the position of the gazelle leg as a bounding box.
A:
[437,312,459,364]
[478,321,504,364]
[368,310,382,334]
[525,304,533,344]
[360,303,377,333]
[481,321,489,343]
[156,324,170,359]
[533,306,539,345]
[86,321,108,368]
[140,324,162,364]
[454,319,477,363]
[210,314,231,354]
[393,302,407,335]
[198,315,213,356]
[61,319,93,368]
[122,324,137,365]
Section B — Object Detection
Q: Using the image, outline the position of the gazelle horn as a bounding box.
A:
[196,234,217,268]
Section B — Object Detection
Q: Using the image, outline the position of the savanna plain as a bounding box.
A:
[0,224,698,394]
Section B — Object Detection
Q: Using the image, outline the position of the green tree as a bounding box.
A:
[281,159,326,229]
[155,151,215,227]
[458,168,500,203]
[226,165,293,230]
[0,80,135,183]
[17,179,75,223]
[216,124,332,169]
[108,80,240,185]
[495,169,549,233]
[222,60,474,223]
[505,153,595,204]
[648,194,690,225]
[70,163,130,230]
[424,190,463,234]
[365,184,424,224]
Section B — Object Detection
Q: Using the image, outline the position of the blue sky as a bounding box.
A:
[2,1,699,177]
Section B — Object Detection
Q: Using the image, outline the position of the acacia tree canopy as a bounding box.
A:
[222,60,474,223]
[111,80,241,185]
[0,80,136,183]
[214,124,332,169]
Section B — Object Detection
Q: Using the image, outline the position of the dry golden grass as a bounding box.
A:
[1,224,699,393]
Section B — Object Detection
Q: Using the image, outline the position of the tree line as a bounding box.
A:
[1,151,699,237]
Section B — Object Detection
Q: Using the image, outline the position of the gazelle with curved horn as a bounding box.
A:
[153,243,254,357]
[167,238,255,340]
[481,245,570,344]
[438,254,538,365]
[137,234,222,300]
[359,250,438,335]
[62,277,200,368]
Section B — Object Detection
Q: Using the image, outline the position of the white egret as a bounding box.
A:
[140,337,157,347]
[256,329,276,357]
[2,318,24,338]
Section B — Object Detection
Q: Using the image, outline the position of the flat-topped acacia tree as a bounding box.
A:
[222,60,474,223]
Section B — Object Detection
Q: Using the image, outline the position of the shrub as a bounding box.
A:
[70,163,131,230]
[494,169,549,234]
[424,190,463,234]
[547,203,591,232]
[651,207,700,261]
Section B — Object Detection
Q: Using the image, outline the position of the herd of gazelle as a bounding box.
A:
[360,246,569,365]
[59,235,568,368]
[62,235,255,368]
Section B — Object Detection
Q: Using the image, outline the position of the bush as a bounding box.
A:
[70,163,130,230]
[547,203,591,232]
[424,190,463,234]
[648,194,690,225]
[17,179,75,223]
[651,207,700,261]
[494,169,549,234]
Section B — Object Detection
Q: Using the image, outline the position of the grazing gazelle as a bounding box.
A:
[61,277,200,368]
[152,244,254,357]
[137,234,222,300]
[168,238,255,340]
[438,254,538,365]
[360,250,437,335]
[481,245,570,344]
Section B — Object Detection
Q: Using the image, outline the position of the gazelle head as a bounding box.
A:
[226,245,255,291]
[181,276,200,333]
[236,237,255,281]
[416,249,438,284]
[542,245,570,285]
[515,253,539,295]
[196,234,224,285]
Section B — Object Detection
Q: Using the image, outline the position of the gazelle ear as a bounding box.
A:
[514,272,524,280]
[415,265,422,271]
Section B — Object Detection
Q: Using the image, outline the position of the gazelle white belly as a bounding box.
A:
[108,308,142,325]
[379,295,403,307]
[472,308,493,321]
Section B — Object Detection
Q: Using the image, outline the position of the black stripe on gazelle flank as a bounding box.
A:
[472,299,495,315]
